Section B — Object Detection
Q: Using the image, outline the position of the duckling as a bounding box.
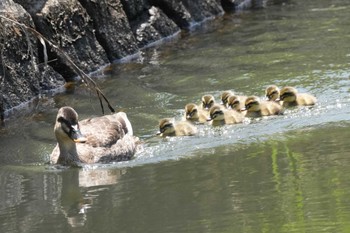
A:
[184,103,209,124]
[279,86,317,107]
[158,118,197,137]
[242,96,283,117]
[208,104,244,126]
[220,90,234,107]
[265,85,281,102]
[50,106,139,166]
[201,94,216,111]
[227,95,247,113]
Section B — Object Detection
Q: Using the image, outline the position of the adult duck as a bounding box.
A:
[50,106,139,166]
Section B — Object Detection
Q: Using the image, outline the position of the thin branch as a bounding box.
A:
[0,14,115,114]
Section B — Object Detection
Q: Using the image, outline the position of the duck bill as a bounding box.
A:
[71,125,87,143]
[156,131,163,136]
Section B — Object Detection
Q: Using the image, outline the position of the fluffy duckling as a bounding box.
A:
[220,90,234,107]
[279,86,317,107]
[227,95,247,113]
[201,94,216,110]
[208,104,244,126]
[265,85,281,102]
[50,106,139,166]
[158,118,197,137]
[242,96,283,118]
[184,103,209,124]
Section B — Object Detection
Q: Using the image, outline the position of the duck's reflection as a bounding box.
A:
[59,167,125,228]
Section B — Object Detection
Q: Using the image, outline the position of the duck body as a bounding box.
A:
[184,103,209,124]
[243,96,283,117]
[280,86,317,107]
[50,107,139,166]
[158,118,197,137]
[208,104,244,126]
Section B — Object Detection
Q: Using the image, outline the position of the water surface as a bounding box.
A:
[1,1,350,232]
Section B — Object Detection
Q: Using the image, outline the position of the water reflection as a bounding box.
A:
[0,166,125,230]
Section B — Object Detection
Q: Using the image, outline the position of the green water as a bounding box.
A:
[1,1,350,232]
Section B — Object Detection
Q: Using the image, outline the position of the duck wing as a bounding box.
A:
[79,115,125,148]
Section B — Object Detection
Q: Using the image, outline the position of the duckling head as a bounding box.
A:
[158,118,175,136]
[265,85,280,101]
[243,96,261,112]
[185,103,199,120]
[220,91,233,106]
[208,104,225,121]
[227,95,240,110]
[201,95,215,110]
[54,107,87,144]
[280,86,297,102]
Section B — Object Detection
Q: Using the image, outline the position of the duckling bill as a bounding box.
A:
[50,106,139,166]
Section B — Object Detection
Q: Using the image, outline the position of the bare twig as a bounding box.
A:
[0,14,115,114]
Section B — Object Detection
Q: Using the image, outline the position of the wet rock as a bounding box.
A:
[180,0,224,24]
[16,0,109,81]
[132,6,180,48]
[0,0,64,115]
[148,0,193,28]
[78,0,139,61]
[120,0,149,21]
[149,0,224,28]
[221,0,268,11]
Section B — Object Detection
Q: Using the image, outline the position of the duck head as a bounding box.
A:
[157,118,175,136]
[227,95,240,110]
[279,86,297,102]
[208,104,224,121]
[242,96,261,112]
[220,91,233,106]
[201,95,215,110]
[54,107,87,144]
[185,103,199,120]
[265,85,280,101]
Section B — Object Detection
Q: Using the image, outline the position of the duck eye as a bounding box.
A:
[57,116,64,123]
